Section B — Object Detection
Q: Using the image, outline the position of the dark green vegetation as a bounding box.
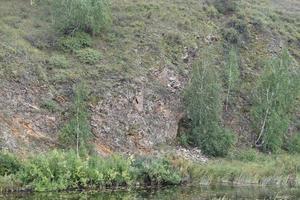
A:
[179,0,300,156]
[0,150,185,192]
[2,149,300,194]
[251,51,300,153]
[0,152,21,177]
[184,51,235,157]
[0,0,300,194]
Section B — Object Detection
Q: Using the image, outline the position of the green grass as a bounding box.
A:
[190,151,300,187]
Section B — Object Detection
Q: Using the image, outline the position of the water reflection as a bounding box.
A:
[1,185,299,200]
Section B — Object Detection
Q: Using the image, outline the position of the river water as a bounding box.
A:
[1,185,299,199]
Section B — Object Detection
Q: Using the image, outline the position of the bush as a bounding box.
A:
[132,156,182,185]
[75,48,101,64]
[184,57,235,157]
[58,32,92,52]
[192,126,235,157]
[47,0,111,35]
[251,50,300,153]
[17,150,183,191]
[178,134,190,147]
[227,17,248,34]
[48,55,69,68]
[203,5,219,18]
[0,152,22,176]
[18,151,134,191]
[286,133,300,154]
[222,28,239,44]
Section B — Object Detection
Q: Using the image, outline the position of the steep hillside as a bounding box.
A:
[0,0,299,156]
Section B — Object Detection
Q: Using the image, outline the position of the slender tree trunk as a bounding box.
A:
[76,107,80,158]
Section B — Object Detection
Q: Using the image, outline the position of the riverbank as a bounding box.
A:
[1,149,300,193]
[190,150,300,187]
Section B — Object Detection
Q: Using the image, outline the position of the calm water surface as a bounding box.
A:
[1,185,299,200]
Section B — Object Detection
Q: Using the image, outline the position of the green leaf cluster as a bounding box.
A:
[251,50,300,153]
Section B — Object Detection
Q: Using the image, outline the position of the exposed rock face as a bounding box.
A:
[0,64,187,155]
[91,68,186,154]
[0,80,62,154]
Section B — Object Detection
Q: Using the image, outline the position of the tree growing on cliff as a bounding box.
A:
[184,55,235,157]
[251,50,300,153]
[59,83,91,156]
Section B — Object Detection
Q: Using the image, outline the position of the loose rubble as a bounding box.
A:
[175,147,208,163]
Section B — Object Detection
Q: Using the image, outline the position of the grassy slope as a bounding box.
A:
[0,0,299,153]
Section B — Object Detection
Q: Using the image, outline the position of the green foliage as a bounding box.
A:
[184,57,235,157]
[192,127,235,157]
[48,55,69,68]
[286,133,300,154]
[75,48,101,64]
[224,48,240,110]
[251,50,300,153]
[0,152,22,176]
[58,32,92,52]
[59,83,91,151]
[222,28,239,44]
[47,0,111,35]
[18,151,133,191]
[227,17,248,34]
[178,134,190,147]
[132,156,182,185]
[15,150,183,192]
[203,5,219,18]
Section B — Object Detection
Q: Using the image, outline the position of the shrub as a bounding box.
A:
[0,152,22,176]
[286,133,300,154]
[227,17,248,34]
[58,32,92,52]
[48,55,69,68]
[75,48,101,64]
[204,5,219,18]
[47,0,111,35]
[17,150,183,191]
[192,126,235,157]
[132,156,182,185]
[184,57,235,157]
[178,134,190,147]
[251,50,300,153]
[222,28,239,44]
